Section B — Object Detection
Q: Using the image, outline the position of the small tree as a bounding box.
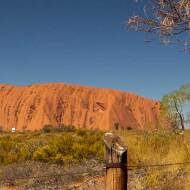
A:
[161,84,190,130]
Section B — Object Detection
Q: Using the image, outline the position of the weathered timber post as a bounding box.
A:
[104,133,128,190]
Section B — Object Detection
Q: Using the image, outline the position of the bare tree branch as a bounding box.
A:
[128,0,190,50]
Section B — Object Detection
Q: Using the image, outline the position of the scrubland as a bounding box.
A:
[1,126,190,189]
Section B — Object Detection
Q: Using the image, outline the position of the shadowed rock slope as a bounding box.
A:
[0,83,160,131]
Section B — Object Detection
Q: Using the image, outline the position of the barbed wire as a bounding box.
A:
[2,160,190,182]
[2,160,190,189]
[104,161,190,170]
[127,161,190,170]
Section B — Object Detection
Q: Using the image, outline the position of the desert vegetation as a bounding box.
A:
[160,84,190,130]
[121,130,190,189]
[1,127,190,189]
[0,84,189,189]
[0,125,104,165]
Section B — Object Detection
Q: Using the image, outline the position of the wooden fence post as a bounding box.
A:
[104,132,128,190]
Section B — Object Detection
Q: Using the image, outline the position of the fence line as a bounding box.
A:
[103,132,190,190]
[2,132,190,190]
[127,161,190,169]
[2,158,190,190]
[103,161,190,171]
[2,159,190,182]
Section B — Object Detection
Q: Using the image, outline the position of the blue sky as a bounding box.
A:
[0,0,189,99]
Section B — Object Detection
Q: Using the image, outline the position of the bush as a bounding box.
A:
[42,124,76,133]
[58,124,76,132]
[0,126,3,133]
[0,127,104,165]
[1,129,190,189]
[41,124,54,133]
[33,145,57,162]
[114,122,120,130]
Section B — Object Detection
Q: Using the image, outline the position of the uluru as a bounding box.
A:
[0,83,160,131]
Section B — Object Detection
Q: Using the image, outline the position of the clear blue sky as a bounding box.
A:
[0,0,189,99]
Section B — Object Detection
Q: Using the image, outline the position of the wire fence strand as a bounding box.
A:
[2,160,190,189]
[127,161,190,170]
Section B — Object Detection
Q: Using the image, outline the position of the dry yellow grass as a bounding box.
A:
[1,128,190,189]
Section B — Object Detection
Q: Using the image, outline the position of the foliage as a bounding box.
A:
[128,0,190,51]
[1,128,190,166]
[119,129,190,190]
[161,84,190,130]
[0,126,3,133]
[1,127,190,165]
[0,128,104,165]
[2,129,190,189]
[42,124,76,133]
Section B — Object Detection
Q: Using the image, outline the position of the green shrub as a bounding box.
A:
[42,124,54,133]
[33,145,57,162]
[58,124,76,132]
[1,129,190,189]
[42,124,76,133]
[0,126,3,133]
[114,122,120,130]
[0,127,104,165]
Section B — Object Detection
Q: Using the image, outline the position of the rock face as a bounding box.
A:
[0,83,160,131]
